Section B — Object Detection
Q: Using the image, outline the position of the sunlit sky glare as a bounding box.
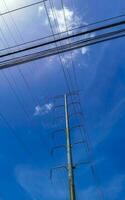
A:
[0,0,125,200]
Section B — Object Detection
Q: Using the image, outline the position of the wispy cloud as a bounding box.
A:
[38,5,44,15]
[81,47,89,55]
[38,5,89,62]
[34,103,53,116]
[48,6,81,32]
[48,6,89,57]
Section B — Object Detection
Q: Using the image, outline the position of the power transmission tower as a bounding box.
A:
[50,91,90,200]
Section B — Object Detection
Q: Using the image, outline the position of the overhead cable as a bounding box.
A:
[0,19,125,58]
[0,0,47,16]
[0,13,125,53]
[0,27,125,69]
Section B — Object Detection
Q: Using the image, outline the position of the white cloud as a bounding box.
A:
[34,103,53,116]
[48,6,81,33]
[38,5,44,13]
[61,50,79,67]
[38,5,44,17]
[38,4,84,33]
[89,32,96,38]
[61,47,89,66]
[81,47,89,55]
[34,105,41,116]
[38,5,48,25]
[38,5,89,63]
[49,7,89,58]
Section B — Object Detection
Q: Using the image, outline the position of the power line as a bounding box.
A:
[48,0,76,93]
[2,8,80,196]
[60,0,87,150]
[0,69,54,167]
[60,0,79,90]
[2,0,24,41]
[0,27,124,69]
[48,3,103,198]
[0,8,36,127]
[41,5,78,194]
[0,110,37,160]
[0,0,52,114]
[0,2,120,198]
[59,2,103,199]
[0,1,67,166]
[2,0,43,102]
[1,70,31,122]
[1,55,52,162]
[47,0,83,143]
[0,13,125,55]
[1,0,41,106]
[43,0,73,94]
[0,13,121,198]
[0,7,38,127]
[0,2,52,162]
[0,18,124,59]
[0,0,47,16]
[60,2,104,198]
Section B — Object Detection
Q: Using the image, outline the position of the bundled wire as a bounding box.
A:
[0,27,125,69]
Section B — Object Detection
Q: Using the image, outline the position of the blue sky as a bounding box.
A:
[0,0,125,199]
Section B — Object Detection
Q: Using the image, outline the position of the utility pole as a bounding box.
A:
[64,94,76,200]
[50,91,92,199]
